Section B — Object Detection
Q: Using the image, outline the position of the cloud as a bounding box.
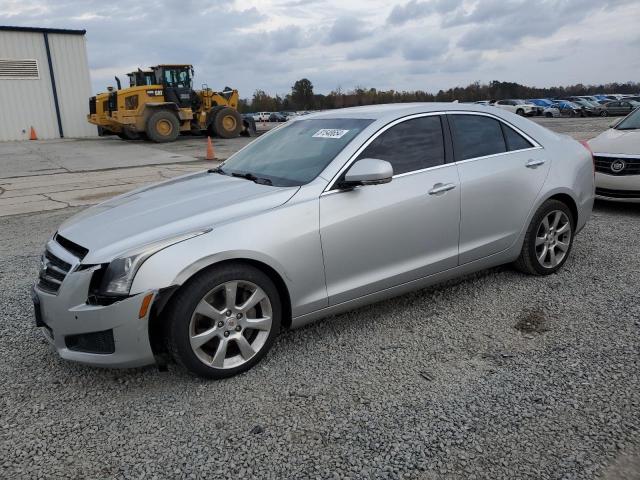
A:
[326,16,370,44]
[401,36,449,61]
[347,40,397,60]
[387,0,461,25]
[0,0,637,97]
[450,0,637,51]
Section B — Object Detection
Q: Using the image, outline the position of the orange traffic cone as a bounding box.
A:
[29,126,38,140]
[206,136,215,160]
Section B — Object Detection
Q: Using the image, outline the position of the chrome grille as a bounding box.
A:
[37,235,87,295]
[594,155,640,176]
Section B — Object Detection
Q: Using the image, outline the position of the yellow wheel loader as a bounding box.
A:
[88,65,253,142]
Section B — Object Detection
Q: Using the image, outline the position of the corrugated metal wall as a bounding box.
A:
[0,30,96,141]
[49,34,96,138]
[0,30,59,141]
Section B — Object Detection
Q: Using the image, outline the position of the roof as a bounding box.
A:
[306,102,498,120]
[0,26,86,35]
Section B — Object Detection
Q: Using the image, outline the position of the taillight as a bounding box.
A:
[579,140,595,177]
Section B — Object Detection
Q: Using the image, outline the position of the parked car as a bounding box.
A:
[601,100,640,116]
[494,99,536,116]
[551,100,582,117]
[529,99,554,107]
[588,107,640,202]
[577,96,601,103]
[252,112,271,122]
[269,112,288,122]
[32,103,594,378]
[562,98,605,116]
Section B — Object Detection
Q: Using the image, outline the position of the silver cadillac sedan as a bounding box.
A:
[33,104,595,378]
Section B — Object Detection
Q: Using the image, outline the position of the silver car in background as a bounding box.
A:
[33,103,595,378]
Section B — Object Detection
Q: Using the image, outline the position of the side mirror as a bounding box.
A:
[339,158,393,188]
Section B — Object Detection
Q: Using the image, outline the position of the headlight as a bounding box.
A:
[99,229,211,296]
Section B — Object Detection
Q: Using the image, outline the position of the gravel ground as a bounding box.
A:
[0,116,638,479]
[1,200,639,479]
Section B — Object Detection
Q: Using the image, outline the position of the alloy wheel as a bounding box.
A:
[534,210,572,269]
[189,280,272,369]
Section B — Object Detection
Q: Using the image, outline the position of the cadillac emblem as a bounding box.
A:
[610,159,626,173]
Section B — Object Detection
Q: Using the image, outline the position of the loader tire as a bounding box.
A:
[213,108,242,139]
[117,128,140,140]
[146,110,180,143]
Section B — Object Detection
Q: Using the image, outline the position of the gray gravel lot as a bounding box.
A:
[1,116,639,479]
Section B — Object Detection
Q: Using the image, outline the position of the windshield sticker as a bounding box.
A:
[312,129,350,139]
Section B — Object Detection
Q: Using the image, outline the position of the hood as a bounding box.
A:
[587,128,640,155]
[58,171,299,263]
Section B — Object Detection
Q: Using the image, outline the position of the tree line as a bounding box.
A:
[240,79,640,113]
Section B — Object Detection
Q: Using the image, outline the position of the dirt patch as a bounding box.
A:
[514,308,550,334]
[75,191,123,201]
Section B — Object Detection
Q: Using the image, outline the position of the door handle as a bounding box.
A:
[428,183,456,195]
[525,159,546,168]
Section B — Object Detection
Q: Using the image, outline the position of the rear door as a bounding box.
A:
[449,113,550,264]
[320,114,460,305]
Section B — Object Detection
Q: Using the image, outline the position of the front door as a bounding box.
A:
[320,115,461,306]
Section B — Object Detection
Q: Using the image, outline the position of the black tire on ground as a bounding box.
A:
[600,110,608,117]
[117,128,140,140]
[516,109,524,116]
[514,199,575,276]
[213,107,243,139]
[166,263,282,379]
[545,112,552,118]
[145,110,180,143]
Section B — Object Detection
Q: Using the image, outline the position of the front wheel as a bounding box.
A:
[166,264,282,379]
[600,110,608,117]
[514,199,575,275]
[516,109,524,116]
[146,110,180,143]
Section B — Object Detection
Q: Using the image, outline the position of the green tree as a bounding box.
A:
[291,78,314,110]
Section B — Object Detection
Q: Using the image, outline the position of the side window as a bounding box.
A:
[357,116,445,175]
[449,114,506,161]
[501,123,534,151]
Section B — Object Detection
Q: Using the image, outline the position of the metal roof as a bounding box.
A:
[0,26,86,35]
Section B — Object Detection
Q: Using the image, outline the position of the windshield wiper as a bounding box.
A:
[207,166,227,175]
[230,172,273,185]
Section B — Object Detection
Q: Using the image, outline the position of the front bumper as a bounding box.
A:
[595,172,640,203]
[32,266,156,368]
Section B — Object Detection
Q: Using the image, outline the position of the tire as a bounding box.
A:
[600,110,608,117]
[145,110,180,143]
[117,128,140,140]
[166,263,282,379]
[213,108,243,139]
[545,112,552,118]
[514,199,575,276]
[516,109,524,116]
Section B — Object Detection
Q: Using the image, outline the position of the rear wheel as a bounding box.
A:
[146,110,180,143]
[600,110,608,117]
[514,199,575,275]
[166,264,282,379]
[213,108,242,139]
[516,108,525,116]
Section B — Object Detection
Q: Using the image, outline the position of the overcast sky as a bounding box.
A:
[2,0,639,98]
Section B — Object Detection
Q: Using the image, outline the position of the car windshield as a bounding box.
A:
[220,118,374,186]
[615,108,640,130]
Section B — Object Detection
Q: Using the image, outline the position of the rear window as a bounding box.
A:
[501,124,534,151]
[449,115,506,160]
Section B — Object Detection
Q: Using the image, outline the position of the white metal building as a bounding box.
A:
[0,26,96,141]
